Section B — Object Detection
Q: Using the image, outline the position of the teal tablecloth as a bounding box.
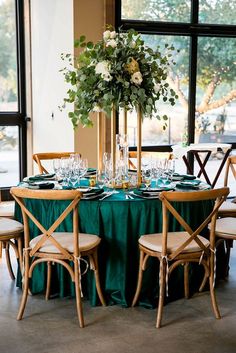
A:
[15,190,215,308]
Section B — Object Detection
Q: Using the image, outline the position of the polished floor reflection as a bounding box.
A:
[0,247,236,353]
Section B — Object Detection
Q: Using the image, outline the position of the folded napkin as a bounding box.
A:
[27,182,55,190]
[82,188,104,199]
[175,182,199,190]
[82,188,104,195]
[84,168,97,177]
[173,173,196,181]
[28,173,56,182]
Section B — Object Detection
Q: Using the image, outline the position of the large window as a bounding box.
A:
[117,0,236,151]
[0,0,26,196]
[116,0,236,193]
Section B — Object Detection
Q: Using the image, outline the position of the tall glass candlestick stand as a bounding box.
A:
[137,106,142,186]
[111,106,116,185]
[123,108,127,135]
[97,112,103,173]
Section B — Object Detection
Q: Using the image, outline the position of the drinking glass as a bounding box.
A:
[97,170,107,189]
[60,157,70,186]
[78,158,88,186]
[53,158,61,180]
[167,159,175,183]
[142,159,151,189]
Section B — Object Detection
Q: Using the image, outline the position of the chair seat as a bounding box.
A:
[0,201,15,217]
[30,232,101,253]
[139,231,210,253]
[209,217,236,239]
[218,200,236,213]
[0,217,23,237]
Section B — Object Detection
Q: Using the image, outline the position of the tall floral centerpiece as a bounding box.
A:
[61,27,178,185]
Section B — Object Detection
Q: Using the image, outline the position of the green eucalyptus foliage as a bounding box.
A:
[60,27,178,128]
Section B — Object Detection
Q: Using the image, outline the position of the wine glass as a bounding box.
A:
[97,170,107,189]
[53,158,61,180]
[167,159,175,184]
[142,159,151,189]
[78,158,88,186]
[60,157,70,187]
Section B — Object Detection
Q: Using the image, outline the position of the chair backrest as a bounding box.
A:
[128,151,173,170]
[10,187,82,260]
[223,155,236,186]
[159,187,229,260]
[33,152,78,174]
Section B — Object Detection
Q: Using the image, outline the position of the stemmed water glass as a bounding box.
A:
[60,157,70,187]
[142,159,151,189]
[78,158,88,186]
[167,159,175,184]
[53,158,61,180]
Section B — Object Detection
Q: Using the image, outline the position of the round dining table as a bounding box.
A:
[15,187,225,308]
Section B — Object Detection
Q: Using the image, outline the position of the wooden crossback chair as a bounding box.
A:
[0,190,23,278]
[218,155,236,217]
[0,217,23,280]
[132,187,229,328]
[33,152,76,174]
[216,155,236,277]
[0,190,15,259]
[10,187,105,327]
[128,151,173,170]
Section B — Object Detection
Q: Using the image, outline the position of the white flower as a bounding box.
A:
[103,30,111,41]
[154,83,161,93]
[95,61,112,82]
[110,31,116,39]
[131,71,143,85]
[130,41,136,48]
[103,73,112,82]
[95,61,110,75]
[106,39,117,48]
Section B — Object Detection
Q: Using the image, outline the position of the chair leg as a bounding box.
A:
[209,257,221,320]
[224,239,233,277]
[132,250,145,307]
[91,250,106,306]
[17,237,23,275]
[17,253,30,320]
[184,262,189,299]
[45,261,52,300]
[156,258,167,328]
[5,241,15,280]
[74,259,84,328]
[0,241,2,258]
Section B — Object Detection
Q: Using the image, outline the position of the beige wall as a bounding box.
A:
[30,0,74,173]
[74,0,105,167]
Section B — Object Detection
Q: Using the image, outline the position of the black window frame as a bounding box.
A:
[0,0,27,200]
[115,0,236,154]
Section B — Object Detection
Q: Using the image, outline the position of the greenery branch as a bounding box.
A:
[60,26,178,128]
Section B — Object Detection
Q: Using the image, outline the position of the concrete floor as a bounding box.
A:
[1,248,236,353]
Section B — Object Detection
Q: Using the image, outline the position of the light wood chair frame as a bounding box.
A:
[33,152,76,174]
[0,223,23,280]
[0,190,22,278]
[132,187,229,328]
[10,187,105,327]
[217,155,236,277]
